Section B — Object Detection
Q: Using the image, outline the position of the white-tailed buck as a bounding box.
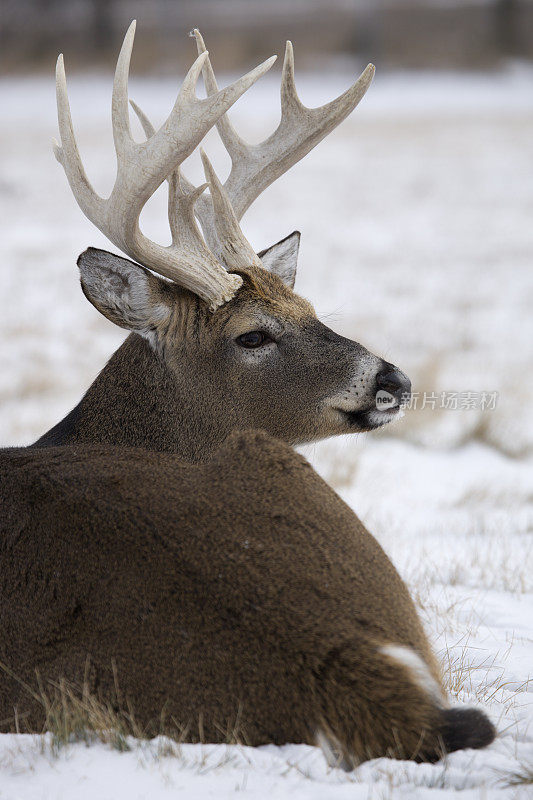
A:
[0,23,494,765]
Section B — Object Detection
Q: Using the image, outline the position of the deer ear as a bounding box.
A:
[77,248,171,340]
[258,231,300,289]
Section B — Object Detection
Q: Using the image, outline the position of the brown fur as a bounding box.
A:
[0,432,494,762]
[33,258,394,459]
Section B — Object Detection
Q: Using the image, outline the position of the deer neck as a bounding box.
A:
[32,335,229,462]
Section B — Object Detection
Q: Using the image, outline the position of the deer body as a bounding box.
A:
[0,22,495,764]
[0,432,493,763]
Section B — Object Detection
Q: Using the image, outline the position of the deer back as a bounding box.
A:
[1,433,436,745]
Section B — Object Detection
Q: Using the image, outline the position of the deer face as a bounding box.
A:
[209,275,409,442]
[79,236,410,445]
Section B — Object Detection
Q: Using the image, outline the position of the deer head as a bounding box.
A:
[48,21,410,457]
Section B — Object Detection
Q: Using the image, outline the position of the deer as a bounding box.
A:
[0,22,495,766]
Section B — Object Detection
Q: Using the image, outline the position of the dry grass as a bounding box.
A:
[500,761,533,787]
[38,677,141,755]
[39,680,248,758]
[440,633,504,701]
[0,659,141,753]
[0,659,247,759]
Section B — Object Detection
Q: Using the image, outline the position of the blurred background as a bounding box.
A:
[2,0,533,72]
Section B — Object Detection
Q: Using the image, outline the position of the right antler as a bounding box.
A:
[191,30,375,253]
[54,21,276,308]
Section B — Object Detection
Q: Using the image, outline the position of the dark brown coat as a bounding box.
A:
[0,431,494,764]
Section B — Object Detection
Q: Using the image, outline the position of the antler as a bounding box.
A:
[53,20,276,309]
[129,101,262,272]
[191,30,374,252]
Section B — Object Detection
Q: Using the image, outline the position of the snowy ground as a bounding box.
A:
[0,57,532,798]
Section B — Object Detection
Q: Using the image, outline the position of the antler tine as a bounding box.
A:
[192,29,248,160]
[55,22,278,309]
[168,176,208,245]
[129,98,155,138]
[200,150,262,270]
[54,54,102,224]
[111,19,136,157]
[279,40,300,113]
[165,173,230,283]
[192,29,250,254]
[193,31,374,230]
[281,41,375,132]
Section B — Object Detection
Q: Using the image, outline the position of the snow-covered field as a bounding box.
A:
[0,58,532,798]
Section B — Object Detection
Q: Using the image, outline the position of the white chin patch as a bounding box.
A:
[367,406,404,427]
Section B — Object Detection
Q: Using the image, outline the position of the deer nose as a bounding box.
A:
[376,365,411,405]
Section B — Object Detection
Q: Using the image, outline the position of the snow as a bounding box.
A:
[0,62,532,798]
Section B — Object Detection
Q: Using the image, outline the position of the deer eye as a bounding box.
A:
[236,331,272,349]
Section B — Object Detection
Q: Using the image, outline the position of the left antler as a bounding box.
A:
[191,29,375,251]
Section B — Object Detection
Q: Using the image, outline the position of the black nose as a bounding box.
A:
[375,365,411,405]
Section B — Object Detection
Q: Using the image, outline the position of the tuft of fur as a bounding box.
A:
[380,644,445,705]
[438,707,496,754]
